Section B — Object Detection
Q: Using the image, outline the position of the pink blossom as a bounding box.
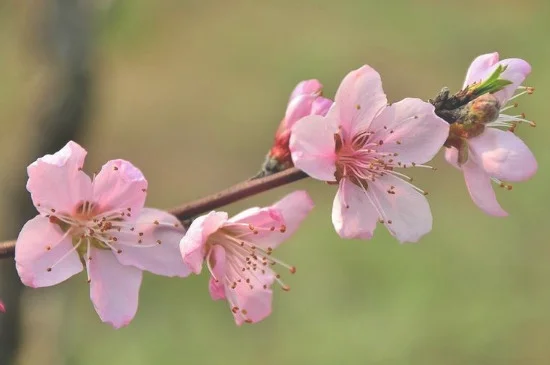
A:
[269,80,333,168]
[445,53,537,216]
[15,141,190,328]
[290,65,449,242]
[0,300,5,313]
[180,191,314,325]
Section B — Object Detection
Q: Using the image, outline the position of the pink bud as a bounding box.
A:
[268,80,333,171]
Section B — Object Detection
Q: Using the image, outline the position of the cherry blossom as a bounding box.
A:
[290,65,449,242]
[180,191,313,325]
[15,141,190,328]
[445,53,537,216]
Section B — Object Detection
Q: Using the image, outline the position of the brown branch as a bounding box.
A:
[0,167,308,259]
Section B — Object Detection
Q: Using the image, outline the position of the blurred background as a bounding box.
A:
[0,0,549,364]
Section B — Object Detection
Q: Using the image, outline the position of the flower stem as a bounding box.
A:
[0,167,309,259]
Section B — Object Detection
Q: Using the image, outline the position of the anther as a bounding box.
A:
[153,220,159,225]
[156,240,162,245]
[356,104,361,110]
[46,246,51,251]
[47,268,52,272]
[289,266,296,274]
[117,249,122,254]
[280,225,287,233]
[113,166,119,171]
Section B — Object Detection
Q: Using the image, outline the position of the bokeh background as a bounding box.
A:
[0,0,549,364]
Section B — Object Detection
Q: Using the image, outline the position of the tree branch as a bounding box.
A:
[0,167,308,260]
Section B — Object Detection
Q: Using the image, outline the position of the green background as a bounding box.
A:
[1,1,549,364]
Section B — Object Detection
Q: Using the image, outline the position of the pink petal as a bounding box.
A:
[462,53,531,105]
[27,141,93,215]
[332,179,378,240]
[92,159,148,219]
[180,211,228,274]
[0,300,5,313]
[230,282,273,326]
[491,58,531,105]
[284,94,318,130]
[333,65,387,141]
[223,259,275,325]
[208,245,227,300]
[368,175,433,243]
[311,96,333,116]
[369,98,449,165]
[271,190,314,239]
[463,52,500,88]
[289,79,323,101]
[462,159,508,217]
[444,147,461,170]
[209,277,226,301]
[289,114,338,181]
[469,128,537,182]
[113,208,191,277]
[227,191,314,249]
[15,216,83,288]
[88,248,143,328]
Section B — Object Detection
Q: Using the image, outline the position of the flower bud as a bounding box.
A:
[261,80,333,176]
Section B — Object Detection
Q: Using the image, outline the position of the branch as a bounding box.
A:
[0,168,308,259]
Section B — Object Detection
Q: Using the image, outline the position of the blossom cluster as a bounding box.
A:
[10,52,537,327]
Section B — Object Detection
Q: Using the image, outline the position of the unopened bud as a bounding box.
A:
[257,79,333,177]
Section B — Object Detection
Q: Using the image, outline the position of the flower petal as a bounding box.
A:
[289,79,323,101]
[369,98,449,165]
[334,65,387,141]
[228,279,273,326]
[92,159,148,219]
[27,141,93,215]
[290,114,338,181]
[113,208,191,277]
[463,52,500,88]
[284,94,318,130]
[469,128,537,182]
[15,215,83,288]
[368,175,433,243]
[89,248,143,328]
[208,245,227,300]
[462,53,531,105]
[491,58,531,105]
[444,147,461,170]
[227,191,314,249]
[331,179,378,240]
[311,96,333,116]
[180,211,228,274]
[461,159,508,217]
[209,277,226,301]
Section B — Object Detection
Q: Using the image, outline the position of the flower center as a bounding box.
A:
[334,131,396,187]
